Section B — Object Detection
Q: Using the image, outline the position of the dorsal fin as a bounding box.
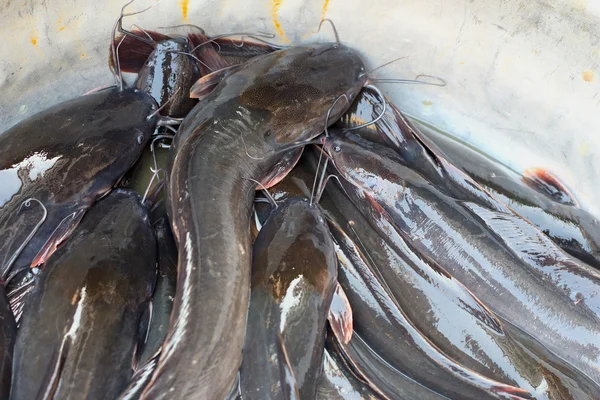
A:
[189,64,243,100]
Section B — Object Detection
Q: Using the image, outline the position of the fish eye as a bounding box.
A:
[137,135,144,145]
[334,145,342,152]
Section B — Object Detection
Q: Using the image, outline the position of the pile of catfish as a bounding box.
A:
[2,13,600,400]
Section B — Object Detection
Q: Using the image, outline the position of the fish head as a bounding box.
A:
[322,130,380,193]
[238,43,367,146]
[254,197,336,300]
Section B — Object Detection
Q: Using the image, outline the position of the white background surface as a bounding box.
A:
[1,0,599,214]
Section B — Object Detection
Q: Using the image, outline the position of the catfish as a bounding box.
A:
[241,198,337,399]
[323,131,600,391]
[142,43,366,399]
[11,189,156,400]
[0,87,157,280]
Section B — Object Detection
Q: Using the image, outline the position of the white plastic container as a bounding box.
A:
[1,0,599,214]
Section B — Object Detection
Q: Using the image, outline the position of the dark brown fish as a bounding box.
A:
[142,43,366,399]
[241,198,337,399]
[133,37,200,118]
[0,87,157,280]
[11,189,156,400]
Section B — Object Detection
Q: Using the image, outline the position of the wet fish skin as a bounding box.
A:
[0,87,157,277]
[262,152,549,393]
[137,218,177,366]
[316,340,382,400]
[323,131,600,391]
[417,125,600,269]
[135,37,200,118]
[330,218,530,400]
[336,89,510,213]
[11,189,156,400]
[143,43,366,399]
[0,290,15,399]
[241,198,337,400]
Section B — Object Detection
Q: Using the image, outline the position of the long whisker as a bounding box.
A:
[130,24,154,41]
[189,32,279,54]
[157,24,205,34]
[244,178,278,209]
[360,56,406,78]
[324,94,349,137]
[3,198,47,280]
[111,0,160,90]
[318,19,340,45]
[150,134,174,172]
[110,0,135,90]
[168,51,213,72]
[117,2,162,46]
[310,146,325,207]
[372,74,447,87]
[345,85,386,131]
[147,88,181,120]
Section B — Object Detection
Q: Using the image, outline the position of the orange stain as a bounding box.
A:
[271,0,290,43]
[582,69,594,82]
[321,0,330,20]
[58,26,66,32]
[30,37,38,46]
[179,0,190,21]
[80,53,86,59]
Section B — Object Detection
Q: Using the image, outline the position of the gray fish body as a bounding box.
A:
[325,133,600,391]
[241,198,337,399]
[143,44,366,399]
[264,153,549,393]
[417,127,600,268]
[138,218,177,366]
[0,87,157,277]
[330,219,527,400]
[11,189,156,400]
[316,343,382,400]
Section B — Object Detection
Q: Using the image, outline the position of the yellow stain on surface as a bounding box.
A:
[422,100,433,106]
[579,142,590,156]
[30,37,38,46]
[582,69,594,82]
[321,0,330,20]
[179,0,190,21]
[80,53,86,59]
[57,18,66,32]
[271,0,290,43]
